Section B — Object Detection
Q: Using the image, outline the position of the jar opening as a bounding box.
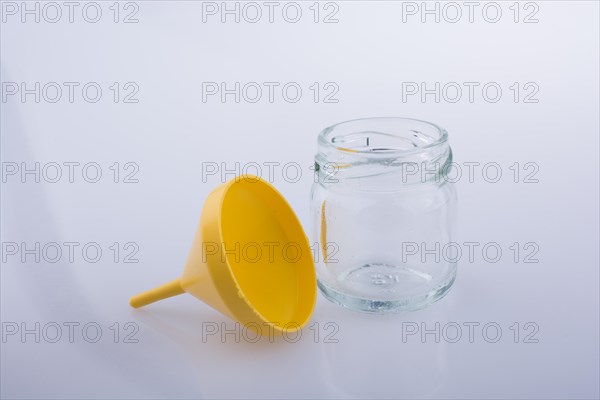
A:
[318,117,448,156]
[315,117,452,188]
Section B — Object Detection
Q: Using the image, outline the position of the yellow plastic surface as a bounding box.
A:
[130,175,317,335]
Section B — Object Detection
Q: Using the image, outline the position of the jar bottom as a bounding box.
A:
[317,265,456,314]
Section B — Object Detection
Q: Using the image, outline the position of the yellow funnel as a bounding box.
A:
[130,175,317,335]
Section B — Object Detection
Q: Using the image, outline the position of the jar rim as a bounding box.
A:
[318,117,448,156]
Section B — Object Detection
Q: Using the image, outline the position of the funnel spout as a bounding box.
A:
[130,279,185,308]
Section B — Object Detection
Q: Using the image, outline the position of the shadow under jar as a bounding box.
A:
[311,117,457,313]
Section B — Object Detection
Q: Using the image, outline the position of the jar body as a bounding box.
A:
[311,118,457,313]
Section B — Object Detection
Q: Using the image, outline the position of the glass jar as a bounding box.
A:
[311,117,457,313]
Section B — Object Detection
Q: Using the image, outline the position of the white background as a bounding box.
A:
[1,1,599,399]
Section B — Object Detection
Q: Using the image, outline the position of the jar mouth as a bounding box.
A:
[318,117,448,157]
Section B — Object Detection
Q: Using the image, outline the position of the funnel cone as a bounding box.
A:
[130,175,317,336]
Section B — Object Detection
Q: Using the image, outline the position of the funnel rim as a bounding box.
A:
[211,174,317,332]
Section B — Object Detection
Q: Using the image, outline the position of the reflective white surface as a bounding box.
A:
[1,2,599,399]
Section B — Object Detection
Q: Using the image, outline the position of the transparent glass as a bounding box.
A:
[311,117,457,313]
